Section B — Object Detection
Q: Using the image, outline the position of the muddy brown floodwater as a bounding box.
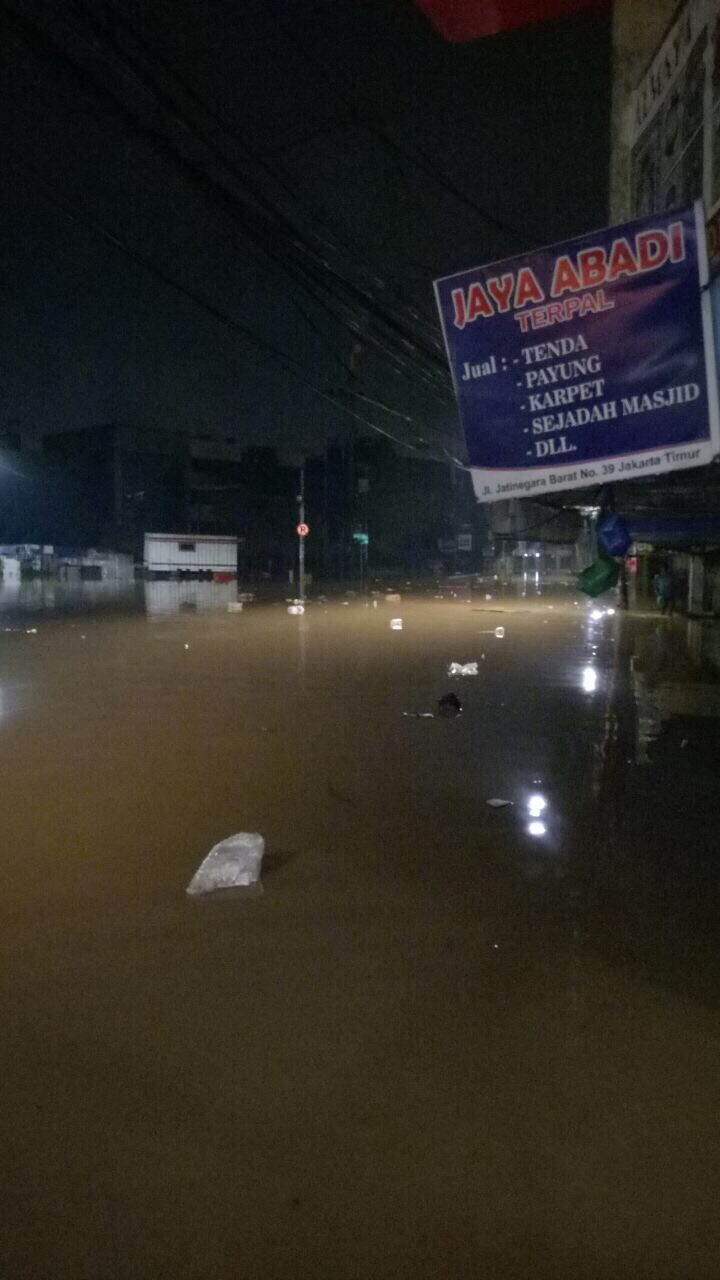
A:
[1,589,719,1279]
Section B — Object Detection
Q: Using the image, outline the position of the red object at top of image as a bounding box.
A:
[411,0,607,42]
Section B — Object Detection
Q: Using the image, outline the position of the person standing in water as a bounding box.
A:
[653,564,674,616]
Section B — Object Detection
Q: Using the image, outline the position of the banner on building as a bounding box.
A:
[434,203,719,503]
[628,0,720,229]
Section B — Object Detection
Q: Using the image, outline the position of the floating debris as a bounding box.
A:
[437,692,462,717]
[187,832,265,895]
[448,661,478,676]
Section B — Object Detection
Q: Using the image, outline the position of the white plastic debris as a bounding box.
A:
[227,602,244,613]
[403,711,434,718]
[238,593,255,603]
[487,798,512,808]
[390,617,403,630]
[494,627,505,638]
[448,661,478,676]
[187,832,265,895]
[485,593,493,600]
[288,604,305,615]
[386,592,401,602]
[373,600,378,609]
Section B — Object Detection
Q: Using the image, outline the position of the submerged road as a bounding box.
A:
[0,588,718,1279]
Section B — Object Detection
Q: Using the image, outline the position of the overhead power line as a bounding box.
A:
[9,147,464,464]
[94,1,446,308]
[280,28,544,252]
[2,0,451,402]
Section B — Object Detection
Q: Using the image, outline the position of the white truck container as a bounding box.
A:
[143,533,238,579]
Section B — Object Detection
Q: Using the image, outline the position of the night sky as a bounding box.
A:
[1,0,611,461]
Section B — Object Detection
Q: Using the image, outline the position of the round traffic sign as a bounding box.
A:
[297,522,310,537]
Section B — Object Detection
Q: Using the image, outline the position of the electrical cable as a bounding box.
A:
[3,0,450,394]
[9,147,465,462]
[76,0,449,345]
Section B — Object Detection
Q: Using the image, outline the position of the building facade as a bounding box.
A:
[609,0,720,612]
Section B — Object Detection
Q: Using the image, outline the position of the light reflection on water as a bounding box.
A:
[144,580,238,617]
[0,578,241,619]
[0,578,141,616]
[582,665,598,693]
[527,793,547,817]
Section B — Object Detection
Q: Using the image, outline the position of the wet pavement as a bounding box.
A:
[1,584,719,1279]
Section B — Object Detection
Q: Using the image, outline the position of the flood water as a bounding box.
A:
[1,584,719,1279]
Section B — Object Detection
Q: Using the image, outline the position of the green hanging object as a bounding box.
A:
[576,554,619,598]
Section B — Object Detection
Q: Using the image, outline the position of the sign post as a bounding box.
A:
[434,203,720,503]
[296,469,308,602]
[353,530,369,591]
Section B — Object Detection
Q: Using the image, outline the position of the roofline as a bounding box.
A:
[144,533,239,543]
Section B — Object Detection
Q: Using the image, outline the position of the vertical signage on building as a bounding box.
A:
[629,0,720,224]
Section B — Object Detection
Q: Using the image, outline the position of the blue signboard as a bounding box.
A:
[434,203,720,502]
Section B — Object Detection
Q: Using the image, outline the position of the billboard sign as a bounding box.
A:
[434,203,719,503]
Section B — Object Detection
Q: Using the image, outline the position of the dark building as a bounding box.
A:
[304,437,486,581]
[2,423,485,580]
[39,426,298,571]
